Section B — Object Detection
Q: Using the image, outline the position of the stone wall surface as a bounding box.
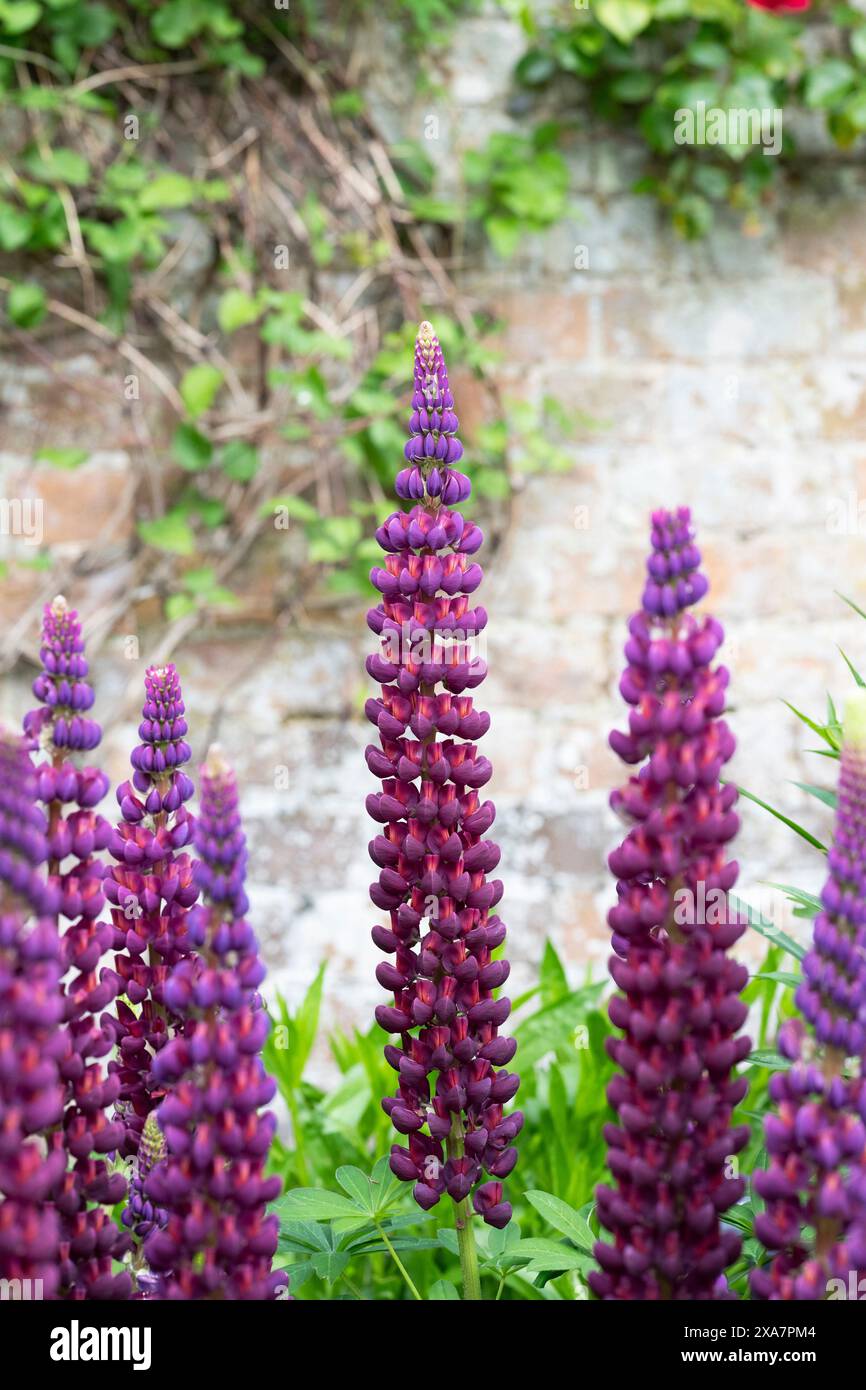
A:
[2,5,864,1072]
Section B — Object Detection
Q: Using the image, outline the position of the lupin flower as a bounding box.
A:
[590,508,751,1300]
[367,322,520,1231]
[141,749,282,1298]
[0,730,66,1298]
[106,664,197,1159]
[23,596,131,1299]
[752,691,866,1300]
[122,1109,167,1242]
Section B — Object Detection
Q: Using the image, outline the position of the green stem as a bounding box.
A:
[374,1220,423,1301]
[286,1090,310,1187]
[447,1114,482,1300]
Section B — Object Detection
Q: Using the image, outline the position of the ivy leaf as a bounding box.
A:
[151,0,209,48]
[138,172,197,211]
[0,202,34,251]
[171,422,213,472]
[179,364,224,419]
[804,60,856,109]
[35,447,88,470]
[220,440,259,482]
[23,148,90,186]
[165,592,197,622]
[594,0,652,45]
[217,288,262,334]
[137,511,196,556]
[484,215,523,259]
[0,2,43,36]
[6,281,46,328]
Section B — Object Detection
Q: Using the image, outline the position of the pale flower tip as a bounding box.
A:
[50,594,68,615]
[204,742,231,777]
[844,689,866,750]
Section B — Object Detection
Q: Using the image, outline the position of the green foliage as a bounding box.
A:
[511,1,866,236]
[464,127,570,258]
[264,937,788,1299]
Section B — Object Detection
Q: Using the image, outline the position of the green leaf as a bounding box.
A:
[334,1167,375,1215]
[272,1188,365,1222]
[594,0,652,45]
[804,60,856,109]
[35,447,88,470]
[511,1238,594,1273]
[151,0,208,47]
[260,495,319,523]
[736,785,827,853]
[165,592,197,622]
[728,894,806,962]
[138,172,196,211]
[789,781,836,810]
[23,147,90,186]
[429,1279,460,1300]
[752,971,801,988]
[0,202,34,251]
[307,515,362,563]
[179,364,224,419]
[763,882,822,918]
[484,215,523,259]
[525,1191,594,1253]
[746,1050,791,1072]
[837,646,864,687]
[310,1251,349,1284]
[218,289,261,334]
[539,939,570,1006]
[0,2,43,35]
[137,511,196,556]
[220,440,259,482]
[7,281,46,328]
[171,422,213,472]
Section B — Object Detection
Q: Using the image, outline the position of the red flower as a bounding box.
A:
[745,0,811,11]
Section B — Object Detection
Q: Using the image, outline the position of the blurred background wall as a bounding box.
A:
[0,1,862,1051]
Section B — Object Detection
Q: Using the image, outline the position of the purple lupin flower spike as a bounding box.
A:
[141,748,283,1299]
[752,691,866,1300]
[24,596,131,1299]
[367,322,519,1252]
[590,508,751,1300]
[105,664,197,1159]
[0,729,66,1299]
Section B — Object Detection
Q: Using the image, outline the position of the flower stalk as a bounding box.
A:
[591,508,751,1300]
[367,322,519,1302]
[752,690,866,1299]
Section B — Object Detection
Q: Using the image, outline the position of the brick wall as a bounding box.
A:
[1,5,862,1055]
